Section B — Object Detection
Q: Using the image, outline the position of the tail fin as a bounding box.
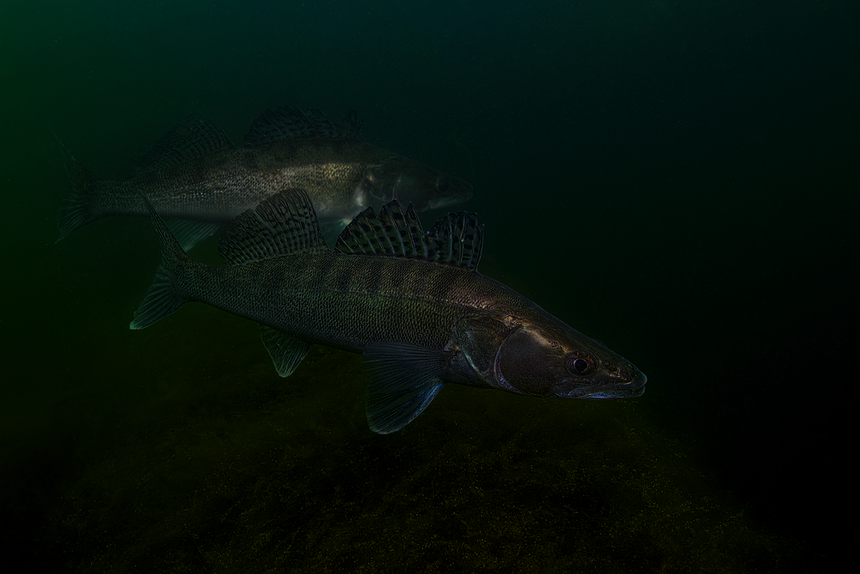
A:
[54,134,102,241]
[129,194,191,330]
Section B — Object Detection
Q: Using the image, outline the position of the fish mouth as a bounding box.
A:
[427,194,470,210]
[425,185,473,209]
[577,371,647,400]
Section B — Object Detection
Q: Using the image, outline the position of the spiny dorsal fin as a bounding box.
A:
[134,114,234,176]
[334,201,422,258]
[218,188,326,265]
[243,106,361,147]
[426,211,484,271]
[334,200,483,272]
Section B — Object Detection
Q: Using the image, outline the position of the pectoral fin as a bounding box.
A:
[166,219,220,251]
[362,342,447,434]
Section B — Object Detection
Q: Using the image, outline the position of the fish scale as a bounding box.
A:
[131,188,646,433]
[56,106,473,250]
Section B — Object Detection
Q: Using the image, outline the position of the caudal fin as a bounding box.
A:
[129,194,191,330]
[54,135,102,241]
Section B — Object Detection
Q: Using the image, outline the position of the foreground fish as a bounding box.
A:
[131,189,645,433]
[57,106,472,248]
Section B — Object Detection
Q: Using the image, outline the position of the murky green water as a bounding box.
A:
[2,1,854,572]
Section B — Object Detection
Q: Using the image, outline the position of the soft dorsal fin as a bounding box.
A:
[334,200,483,272]
[243,106,361,147]
[337,110,362,139]
[134,114,234,176]
[218,188,326,265]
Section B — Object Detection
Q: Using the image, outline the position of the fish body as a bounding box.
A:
[132,189,645,433]
[58,107,472,248]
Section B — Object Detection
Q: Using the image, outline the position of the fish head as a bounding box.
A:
[363,156,473,211]
[455,313,646,400]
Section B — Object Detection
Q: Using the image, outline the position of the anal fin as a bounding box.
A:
[259,325,310,377]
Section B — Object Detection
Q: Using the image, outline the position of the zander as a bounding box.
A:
[131,189,645,433]
[57,106,472,248]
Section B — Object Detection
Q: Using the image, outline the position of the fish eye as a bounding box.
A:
[437,178,451,192]
[567,350,595,376]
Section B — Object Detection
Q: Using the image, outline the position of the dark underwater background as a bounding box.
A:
[2,1,855,572]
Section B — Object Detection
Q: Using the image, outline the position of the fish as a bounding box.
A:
[57,106,473,248]
[130,188,646,433]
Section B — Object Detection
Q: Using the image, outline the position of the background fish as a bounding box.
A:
[57,106,473,248]
[131,188,645,433]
